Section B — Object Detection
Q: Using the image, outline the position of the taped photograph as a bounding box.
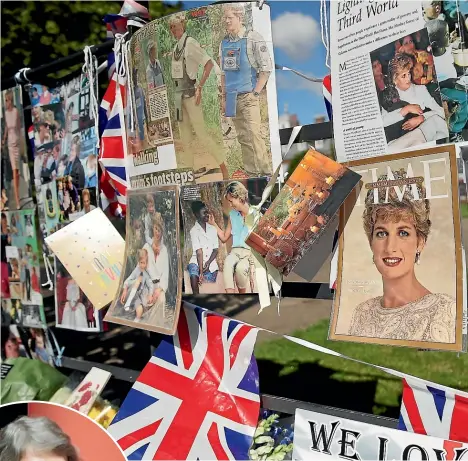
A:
[105,186,182,334]
[329,145,464,351]
[181,178,267,294]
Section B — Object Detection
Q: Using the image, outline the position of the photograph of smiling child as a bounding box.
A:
[330,146,464,351]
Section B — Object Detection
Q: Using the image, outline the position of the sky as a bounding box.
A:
[175,0,329,125]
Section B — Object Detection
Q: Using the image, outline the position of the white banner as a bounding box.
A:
[293,409,468,461]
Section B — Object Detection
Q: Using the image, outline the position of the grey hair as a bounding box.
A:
[0,416,80,461]
[223,2,245,19]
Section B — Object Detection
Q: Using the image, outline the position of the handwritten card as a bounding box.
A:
[46,208,125,309]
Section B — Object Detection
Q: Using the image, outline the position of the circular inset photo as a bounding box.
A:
[0,401,126,461]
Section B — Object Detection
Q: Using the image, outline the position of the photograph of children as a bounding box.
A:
[1,86,33,211]
[1,210,44,309]
[424,5,468,143]
[105,186,182,335]
[32,103,65,149]
[181,178,267,294]
[329,146,464,351]
[246,149,361,276]
[371,29,449,152]
[28,84,62,107]
[127,2,280,184]
[55,258,101,332]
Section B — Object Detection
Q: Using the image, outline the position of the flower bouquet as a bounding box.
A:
[249,410,294,461]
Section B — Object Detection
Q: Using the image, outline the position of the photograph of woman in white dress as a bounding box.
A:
[348,171,456,344]
[2,88,27,210]
[61,279,88,330]
[105,187,181,334]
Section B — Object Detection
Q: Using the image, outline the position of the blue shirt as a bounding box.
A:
[229,210,250,249]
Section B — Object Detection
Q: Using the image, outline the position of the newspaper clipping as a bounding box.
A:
[330,1,462,162]
[127,2,282,189]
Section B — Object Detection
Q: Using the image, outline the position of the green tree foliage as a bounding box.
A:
[1,1,181,80]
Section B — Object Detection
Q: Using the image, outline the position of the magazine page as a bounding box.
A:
[181,178,267,294]
[104,186,182,335]
[330,2,451,161]
[127,2,281,188]
[329,145,465,351]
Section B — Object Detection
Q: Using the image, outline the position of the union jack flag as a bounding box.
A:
[399,377,468,444]
[98,73,128,216]
[108,304,261,460]
[322,75,332,122]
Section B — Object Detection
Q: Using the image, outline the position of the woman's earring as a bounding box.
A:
[415,251,421,265]
[372,255,375,264]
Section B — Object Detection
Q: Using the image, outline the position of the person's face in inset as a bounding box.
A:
[39,125,48,139]
[437,23,450,48]
[147,198,155,215]
[149,45,156,63]
[226,193,244,212]
[197,206,209,223]
[153,224,162,244]
[83,194,91,210]
[42,85,48,93]
[5,93,13,110]
[70,143,78,162]
[32,107,41,122]
[422,1,441,20]
[169,21,185,40]
[21,450,67,461]
[5,334,19,358]
[372,59,383,77]
[139,254,148,271]
[401,35,415,52]
[394,66,412,91]
[53,144,61,160]
[224,10,242,34]
[32,89,39,99]
[370,215,423,282]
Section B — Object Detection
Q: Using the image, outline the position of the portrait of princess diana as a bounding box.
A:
[348,171,456,344]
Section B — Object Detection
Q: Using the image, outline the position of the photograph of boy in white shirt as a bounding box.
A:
[187,201,219,294]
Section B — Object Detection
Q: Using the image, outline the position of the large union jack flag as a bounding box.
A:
[108,304,261,460]
[98,72,128,216]
[399,377,468,445]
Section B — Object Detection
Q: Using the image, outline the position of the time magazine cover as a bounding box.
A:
[126,2,281,189]
[329,145,465,351]
[104,185,182,335]
[181,178,267,294]
[246,148,361,276]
